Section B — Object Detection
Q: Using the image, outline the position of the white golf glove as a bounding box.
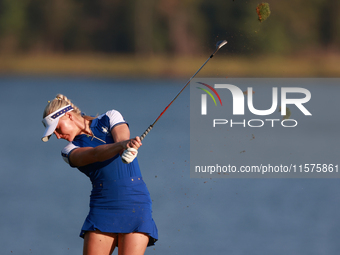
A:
[121,148,138,164]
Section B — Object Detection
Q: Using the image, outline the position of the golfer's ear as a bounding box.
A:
[65,112,73,120]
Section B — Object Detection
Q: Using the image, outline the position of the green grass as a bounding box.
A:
[0,53,339,77]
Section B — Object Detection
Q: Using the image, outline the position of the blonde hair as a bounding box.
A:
[43,94,95,120]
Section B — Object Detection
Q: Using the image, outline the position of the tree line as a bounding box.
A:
[0,0,339,56]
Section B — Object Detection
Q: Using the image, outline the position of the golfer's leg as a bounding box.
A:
[83,230,117,255]
[118,232,149,255]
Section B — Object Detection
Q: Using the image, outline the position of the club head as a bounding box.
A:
[216,40,228,49]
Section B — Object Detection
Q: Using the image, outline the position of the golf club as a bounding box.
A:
[140,40,228,141]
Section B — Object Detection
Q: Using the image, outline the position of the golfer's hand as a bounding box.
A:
[121,137,142,164]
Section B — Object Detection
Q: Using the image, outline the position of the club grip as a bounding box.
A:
[140,125,153,141]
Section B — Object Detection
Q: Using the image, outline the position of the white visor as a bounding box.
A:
[41,105,74,142]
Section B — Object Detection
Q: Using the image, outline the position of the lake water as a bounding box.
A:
[1,76,340,255]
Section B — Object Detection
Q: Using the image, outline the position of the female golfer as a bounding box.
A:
[41,94,158,255]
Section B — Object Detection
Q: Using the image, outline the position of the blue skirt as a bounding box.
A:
[80,177,158,246]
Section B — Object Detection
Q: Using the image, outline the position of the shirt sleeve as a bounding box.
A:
[105,109,127,130]
[61,142,79,166]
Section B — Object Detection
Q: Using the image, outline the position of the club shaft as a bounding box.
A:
[140,41,226,141]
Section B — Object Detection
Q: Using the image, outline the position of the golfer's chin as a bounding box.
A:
[67,137,75,142]
[63,136,75,142]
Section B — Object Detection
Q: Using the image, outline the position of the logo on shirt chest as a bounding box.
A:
[101,126,109,134]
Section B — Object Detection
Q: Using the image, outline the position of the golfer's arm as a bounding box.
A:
[69,124,130,167]
[111,123,130,143]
